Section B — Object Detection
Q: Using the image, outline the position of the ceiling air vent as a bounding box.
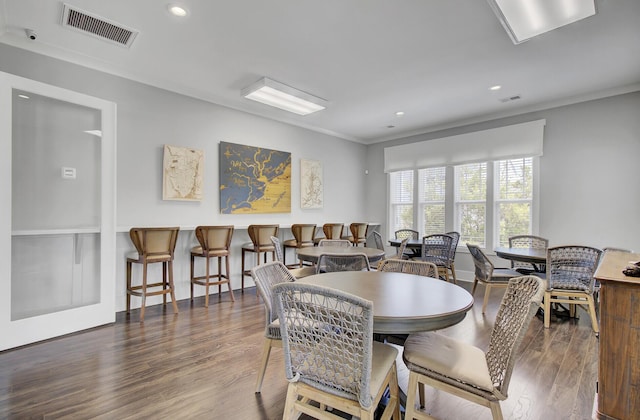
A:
[61,3,138,48]
[499,95,522,103]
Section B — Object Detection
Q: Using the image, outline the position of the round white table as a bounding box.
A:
[298,270,474,334]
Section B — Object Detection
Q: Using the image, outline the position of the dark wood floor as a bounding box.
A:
[0,282,598,420]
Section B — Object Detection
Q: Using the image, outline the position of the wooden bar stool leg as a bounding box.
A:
[169,260,179,314]
[140,262,148,322]
[190,254,195,301]
[126,261,132,313]
[205,255,210,307]
[162,261,168,306]
[217,256,222,295]
[241,248,246,292]
[225,255,235,301]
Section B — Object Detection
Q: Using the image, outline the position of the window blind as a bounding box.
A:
[384,119,545,173]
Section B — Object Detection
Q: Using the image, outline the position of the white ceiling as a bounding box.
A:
[1,0,639,144]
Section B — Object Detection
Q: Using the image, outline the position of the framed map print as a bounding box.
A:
[300,159,323,209]
[162,145,204,201]
[219,142,291,214]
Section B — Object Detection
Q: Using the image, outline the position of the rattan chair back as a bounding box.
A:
[251,261,296,331]
[372,231,385,251]
[395,229,419,240]
[273,281,376,408]
[377,259,438,278]
[467,243,495,283]
[317,253,371,273]
[547,245,602,292]
[508,235,549,272]
[421,234,454,268]
[318,239,352,247]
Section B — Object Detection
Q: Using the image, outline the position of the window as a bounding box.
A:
[388,157,536,250]
[496,157,533,247]
[389,170,413,231]
[455,163,487,247]
[418,167,446,236]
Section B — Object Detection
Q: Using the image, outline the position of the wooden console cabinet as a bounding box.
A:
[594,251,640,420]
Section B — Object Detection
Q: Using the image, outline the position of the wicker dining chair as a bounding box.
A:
[270,236,316,279]
[467,243,522,314]
[317,252,371,274]
[508,235,549,274]
[544,245,602,333]
[395,229,419,240]
[250,261,296,393]
[444,231,460,282]
[377,258,438,278]
[317,239,352,247]
[420,234,454,282]
[273,281,401,420]
[372,231,409,265]
[403,275,544,420]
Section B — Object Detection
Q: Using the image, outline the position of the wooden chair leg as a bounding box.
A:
[544,292,552,328]
[489,401,504,420]
[168,260,179,315]
[140,262,148,322]
[204,256,210,307]
[217,256,222,295]
[587,295,599,333]
[190,255,195,301]
[255,338,274,393]
[282,382,300,420]
[126,261,132,313]
[482,284,492,314]
[226,255,235,301]
[162,261,167,306]
[405,372,420,419]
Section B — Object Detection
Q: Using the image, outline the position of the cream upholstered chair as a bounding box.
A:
[126,227,180,322]
[270,236,316,279]
[420,234,454,282]
[250,261,296,393]
[318,239,352,247]
[467,243,522,314]
[190,225,235,307]
[508,235,549,274]
[544,245,602,333]
[377,259,438,278]
[241,224,279,292]
[317,252,371,273]
[403,275,544,420]
[273,281,401,420]
[282,223,316,267]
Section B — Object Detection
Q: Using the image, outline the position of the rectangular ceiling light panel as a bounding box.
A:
[61,3,139,48]
[488,0,596,44]
[242,78,327,116]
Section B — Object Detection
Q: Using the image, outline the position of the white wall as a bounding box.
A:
[366,92,640,278]
[0,43,370,310]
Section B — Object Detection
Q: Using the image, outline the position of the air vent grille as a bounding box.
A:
[500,95,522,103]
[61,3,138,48]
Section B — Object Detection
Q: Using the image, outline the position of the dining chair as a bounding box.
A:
[282,223,316,267]
[250,261,296,393]
[508,235,549,274]
[270,236,316,279]
[126,227,180,322]
[377,259,438,278]
[241,224,279,292]
[395,229,419,240]
[317,239,352,247]
[403,275,544,420]
[371,232,408,267]
[544,245,602,333]
[420,234,454,282]
[317,252,371,273]
[273,281,401,420]
[190,225,235,307]
[444,231,460,282]
[467,243,522,314]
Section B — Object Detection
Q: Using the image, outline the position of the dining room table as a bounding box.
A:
[388,238,422,258]
[298,270,474,334]
[296,245,386,265]
[494,246,547,273]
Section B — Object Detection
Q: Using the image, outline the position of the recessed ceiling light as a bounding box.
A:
[167,4,189,17]
[387,125,396,129]
[395,111,405,116]
[18,94,30,99]
[489,85,502,91]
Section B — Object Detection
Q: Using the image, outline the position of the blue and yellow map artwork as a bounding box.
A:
[219,142,291,214]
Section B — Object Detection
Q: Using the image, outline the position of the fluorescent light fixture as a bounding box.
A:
[487,0,596,44]
[241,77,327,116]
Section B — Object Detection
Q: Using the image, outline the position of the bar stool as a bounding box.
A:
[282,224,316,267]
[314,223,344,245]
[348,222,369,246]
[241,224,279,292]
[190,225,235,306]
[126,227,180,322]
